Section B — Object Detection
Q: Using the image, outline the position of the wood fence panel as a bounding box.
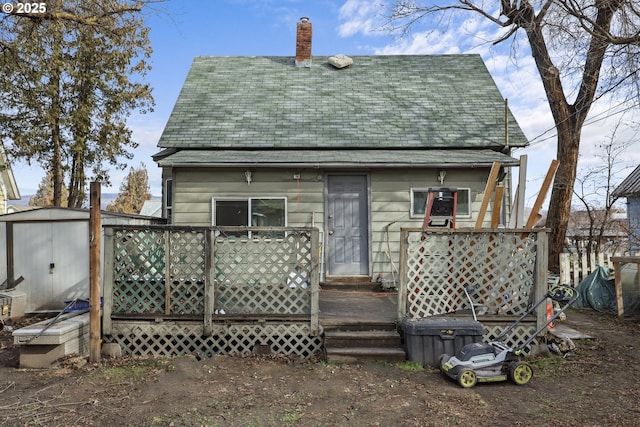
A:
[559,251,624,287]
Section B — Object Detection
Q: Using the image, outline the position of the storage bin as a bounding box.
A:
[402,317,484,366]
[63,297,103,312]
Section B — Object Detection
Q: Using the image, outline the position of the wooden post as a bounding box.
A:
[535,231,549,332]
[610,256,640,317]
[513,154,527,228]
[475,162,502,230]
[613,259,624,317]
[310,228,320,336]
[525,160,559,228]
[102,227,114,335]
[89,182,101,363]
[398,228,409,322]
[204,229,214,336]
[491,185,504,228]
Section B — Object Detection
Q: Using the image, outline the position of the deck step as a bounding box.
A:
[325,330,401,348]
[323,328,406,363]
[321,281,382,292]
[322,319,398,332]
[325,347,407,363]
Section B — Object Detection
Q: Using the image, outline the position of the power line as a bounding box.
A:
[523,98,640,147]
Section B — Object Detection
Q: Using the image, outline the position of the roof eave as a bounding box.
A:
[157,161,520,168]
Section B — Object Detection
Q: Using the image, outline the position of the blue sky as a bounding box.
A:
[13,0,640,208]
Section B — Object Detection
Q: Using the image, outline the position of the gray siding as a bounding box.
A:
[369,168,502,281]
[172,168,324,227]
[169,166,508,280]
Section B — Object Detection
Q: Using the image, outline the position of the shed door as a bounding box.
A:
[326,175,369,276]
[13,221,89,311]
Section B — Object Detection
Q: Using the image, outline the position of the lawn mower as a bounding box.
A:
[439,284,578,388]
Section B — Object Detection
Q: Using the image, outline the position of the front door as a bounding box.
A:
[326,175,369,276]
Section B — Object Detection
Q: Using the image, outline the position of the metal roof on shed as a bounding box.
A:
[0,207,165,224]
[612,165,640,198]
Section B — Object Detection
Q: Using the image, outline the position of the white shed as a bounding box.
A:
[0,207,165,313]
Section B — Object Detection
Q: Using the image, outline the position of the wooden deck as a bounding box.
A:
[319,288,399,328]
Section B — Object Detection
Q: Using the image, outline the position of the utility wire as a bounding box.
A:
[521,98,640,148]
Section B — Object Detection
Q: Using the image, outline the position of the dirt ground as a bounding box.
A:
[0,309,639,427]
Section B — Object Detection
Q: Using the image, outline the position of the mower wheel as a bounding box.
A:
[509,361,533,385]
[457,368,477,388]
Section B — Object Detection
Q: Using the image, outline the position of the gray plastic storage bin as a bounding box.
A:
[402,317,484,366]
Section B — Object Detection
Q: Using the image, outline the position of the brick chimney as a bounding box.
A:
[295,17,312,67]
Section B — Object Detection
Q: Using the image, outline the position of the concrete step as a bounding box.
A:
[325,347,406,364]
[324,330,401,348]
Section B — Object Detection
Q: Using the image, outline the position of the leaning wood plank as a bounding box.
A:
[475,162,502,230]
[508,154,528,228]
[491,185,504,228]
[515,154,527,228]
[508,185,520,229]
[525,159,559,228]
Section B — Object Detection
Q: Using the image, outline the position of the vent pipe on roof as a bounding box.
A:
[295,17,312,68]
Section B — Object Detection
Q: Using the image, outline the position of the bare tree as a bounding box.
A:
[570,124,634,260]
[384,1,640,272]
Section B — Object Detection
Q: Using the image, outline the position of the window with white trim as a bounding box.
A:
[212,197,287,237]
[410,188,471,218]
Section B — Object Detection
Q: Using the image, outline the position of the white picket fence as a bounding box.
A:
[559,251,623,287]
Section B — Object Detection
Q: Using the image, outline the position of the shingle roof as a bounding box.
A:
[612,165,640,197]
[157,55,528,151]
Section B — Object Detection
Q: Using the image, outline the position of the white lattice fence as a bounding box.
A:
[103,226,321,359]
[214,231,314,315]
[104,322,323,359]
[399,228,548,352]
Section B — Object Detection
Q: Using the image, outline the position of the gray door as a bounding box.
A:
[327,175,369,276]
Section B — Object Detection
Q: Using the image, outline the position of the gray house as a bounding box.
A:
[153,19,529,283]
[612,164,640,254]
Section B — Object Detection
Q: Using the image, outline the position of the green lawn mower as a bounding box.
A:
[440,284,578,388]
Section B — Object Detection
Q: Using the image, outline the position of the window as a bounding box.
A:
[411,188,470,218]
[164,179,173,222]
[213,197,287,237]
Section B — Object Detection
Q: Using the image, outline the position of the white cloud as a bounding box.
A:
[337,0,385,37]
[342,3,640,208]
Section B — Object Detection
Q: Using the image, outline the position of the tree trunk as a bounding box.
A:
[68,153,86,208]
[546,125,581,272]
[521,0,615,272]
[51,27,64,207]
[51,62,63,206]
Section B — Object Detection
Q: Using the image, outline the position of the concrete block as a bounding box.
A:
[102,343,122,359]
[14,312,90,368]
[19,344,66,369]
[18,336,89,369]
